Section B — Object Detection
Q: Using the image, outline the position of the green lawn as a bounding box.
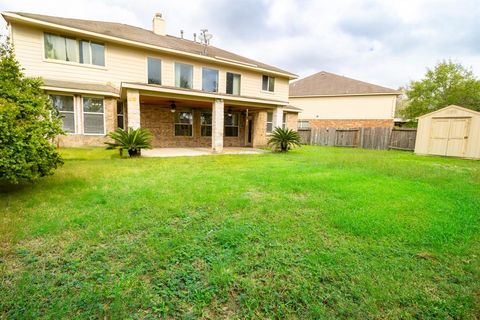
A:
[1,146,479,319]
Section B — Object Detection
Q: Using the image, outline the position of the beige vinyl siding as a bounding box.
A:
[290,94,397,120]
[11,22,289,102]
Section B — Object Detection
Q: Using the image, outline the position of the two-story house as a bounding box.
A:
[1,12,300,151]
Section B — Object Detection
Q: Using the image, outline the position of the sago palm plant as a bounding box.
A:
[267,127,301,152]
[105,127,152,157]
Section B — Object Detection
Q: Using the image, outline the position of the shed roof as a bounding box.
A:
[289,71,399,97]
[416,105,480,119]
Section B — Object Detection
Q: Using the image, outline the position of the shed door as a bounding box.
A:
[428,118,470,156]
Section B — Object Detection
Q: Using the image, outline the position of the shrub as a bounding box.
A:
[105,127,152,157]
[267,127,301,152]
[0,40,63,183]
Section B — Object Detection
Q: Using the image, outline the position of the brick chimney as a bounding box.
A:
[152,13,165,36]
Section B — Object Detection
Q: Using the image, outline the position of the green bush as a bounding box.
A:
[105,127,152,157]
[267,127,301,152]
[0,40,63,183]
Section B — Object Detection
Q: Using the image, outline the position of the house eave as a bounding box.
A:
[289,92,401,98]
[121,82,290,107]
[42,85,120,97]
[2,12,298,80]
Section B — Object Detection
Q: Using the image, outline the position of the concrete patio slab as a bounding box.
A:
[142,147,267,158]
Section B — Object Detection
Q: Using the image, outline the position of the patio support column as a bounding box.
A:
[273,106,284,130]
[126,89,140,129]
[212,99,224,153]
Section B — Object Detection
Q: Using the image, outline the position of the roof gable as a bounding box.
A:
[2,11,297,78]
[289,71,399,96]
[417,105,480,119]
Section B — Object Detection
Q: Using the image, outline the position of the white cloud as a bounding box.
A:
[0,0,479,89]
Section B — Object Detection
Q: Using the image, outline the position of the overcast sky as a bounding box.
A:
[1,0,479,88]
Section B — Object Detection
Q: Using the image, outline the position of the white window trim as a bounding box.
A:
[82,96,106,135]
[200,111,212,137]
[117,101,125,129]
[42,32,107,69]
[226,72,241,95]
[202,67,219,92]
[266,111,274,134]
[261,75,275,93]
[50,93,76,134]
[174,62,194,89]
[174,110,194,137]
[225,112,240,137]
[146,56,162,85]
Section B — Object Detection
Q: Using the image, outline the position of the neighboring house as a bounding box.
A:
[1,12,300,150]
[290,71,400,129]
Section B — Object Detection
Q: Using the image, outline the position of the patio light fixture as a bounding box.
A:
[227,108,232,117]
[170,102,176,113]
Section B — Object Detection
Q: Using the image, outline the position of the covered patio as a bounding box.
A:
[122,83,288,152]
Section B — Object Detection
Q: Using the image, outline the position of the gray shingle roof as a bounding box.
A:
[4,12,296,78]
[42,79,119,95]
[290,71,399,96]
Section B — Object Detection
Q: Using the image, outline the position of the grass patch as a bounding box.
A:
[1,146,479,318]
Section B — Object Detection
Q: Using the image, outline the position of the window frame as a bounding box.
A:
[50,94,76,134]
[298,120,310,129]
[147,57,162,85]
[117,101,125,130]
[174,110,194,137]
[43,32,106,68]
[174,62,194,89]
[266,111,273,133]
[201,67,219,92]
[262,75,275,92]
[82,96,106,135]
[226,72,241,95]
[200,111,212,137]
[224,112,240,137]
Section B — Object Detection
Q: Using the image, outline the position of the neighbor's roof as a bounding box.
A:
[289,71,400,97]
[1,12,297,79]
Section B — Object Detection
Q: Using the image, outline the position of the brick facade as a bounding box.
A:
[286,112,298,130]
[55,97,116,147]
[308,119,394,128]
[140,105,247,148]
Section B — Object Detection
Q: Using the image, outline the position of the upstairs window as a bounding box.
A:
[266,111,273,133]
[200,112,212,136]
[80,40,105,66]
[83,97,104,134]
[226,72,241,95]
[147,57,162,85]
[44,33,105,66]
[51,95,75,133]
[175,62,193,89]
[202,68,219,92]
[44,33,78,62]
[224,112,239,137]
[262,75,275,92]
[175,111,193,136]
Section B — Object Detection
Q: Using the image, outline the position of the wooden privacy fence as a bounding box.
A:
[298,127,417,150]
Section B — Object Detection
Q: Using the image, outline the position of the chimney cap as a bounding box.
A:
[154,12,163,18]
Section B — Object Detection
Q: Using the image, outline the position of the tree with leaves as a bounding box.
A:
[401,61,480,121]
[0,39,64,184]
